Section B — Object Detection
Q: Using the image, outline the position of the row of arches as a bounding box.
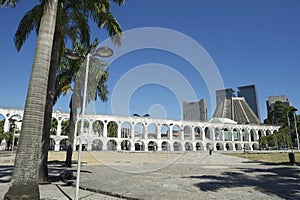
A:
[49,137,259,152]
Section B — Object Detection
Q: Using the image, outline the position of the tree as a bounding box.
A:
[3,0,59,199]
[55,39,110,167]
[13,0,124,181]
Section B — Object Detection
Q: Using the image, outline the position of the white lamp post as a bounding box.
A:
[66,46,113,200]
[292,108,299,151]
[133,113,150,164]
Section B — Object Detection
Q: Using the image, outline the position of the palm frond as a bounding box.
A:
[0,0,20,7]
[14,4,43,51]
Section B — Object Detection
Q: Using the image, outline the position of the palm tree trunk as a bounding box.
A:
[65,97,77,167]
[4,1,58,199]
[39,30,62,183]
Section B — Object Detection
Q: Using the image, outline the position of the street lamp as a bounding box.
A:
[66,46,113,200]
[291,108,299,151]
[287,108,297,165]
[133,113,150,164]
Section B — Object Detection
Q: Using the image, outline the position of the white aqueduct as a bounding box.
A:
[0,108,280,152]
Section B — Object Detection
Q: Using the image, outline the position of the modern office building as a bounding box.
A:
[237,85,260,120]
[183,99,207,122]
[266,95,290,114]
[213,85,260,124]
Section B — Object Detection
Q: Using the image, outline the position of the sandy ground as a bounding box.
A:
[48,151,182,166]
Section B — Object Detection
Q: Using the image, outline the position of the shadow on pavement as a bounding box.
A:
[0,165,12,183]
[186,164,300,200]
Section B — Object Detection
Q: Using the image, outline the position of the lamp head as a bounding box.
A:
[95,46,113,57]
[65,51,84,60]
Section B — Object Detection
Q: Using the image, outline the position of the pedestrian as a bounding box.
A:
[209,148,213,156]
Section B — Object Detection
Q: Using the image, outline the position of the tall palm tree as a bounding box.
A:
[3,0,59,199]
[13,0,124,182]
[55,39,110,167]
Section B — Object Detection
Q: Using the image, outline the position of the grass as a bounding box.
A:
[224,152,300,166]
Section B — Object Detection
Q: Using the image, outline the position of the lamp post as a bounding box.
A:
[291,108,299,151]
[133,113,150,164]
[287,108,297,165]
[66,46,113,200]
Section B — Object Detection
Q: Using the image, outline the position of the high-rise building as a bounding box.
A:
[213,84,260,124]
[237,85,260,120]
[216,88,235,105]
[266,95,290,114]
[183,99,207,122]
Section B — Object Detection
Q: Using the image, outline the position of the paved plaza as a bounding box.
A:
[1,151,300,199]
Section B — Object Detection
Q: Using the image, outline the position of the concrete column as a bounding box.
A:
[57,118,62,136]
[117,124,121,139]
[103,121,107,138]
[4,117,10,132]
[54,140,60,151]
[116,141,122,151]
[168,125,173,140]
[157,124,161,140]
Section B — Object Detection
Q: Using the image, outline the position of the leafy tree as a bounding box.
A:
[0,119,4,133]
[107,121,118,137]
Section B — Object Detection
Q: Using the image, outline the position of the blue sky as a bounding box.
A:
[0,0,300,121]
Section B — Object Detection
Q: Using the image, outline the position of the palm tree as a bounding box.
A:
[55,39,110,167]
[3,0,59,199]
[13,0,124,182]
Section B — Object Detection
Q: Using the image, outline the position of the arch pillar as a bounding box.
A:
[103,121,108,138]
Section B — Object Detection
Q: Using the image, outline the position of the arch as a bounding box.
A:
[134,122,145,139]
[121,121,131,138]
[51,117,58,135]
[92,139,103,150]
[250,129,256,141]
[235,143,242,150]
[195,142,203,151]
[224,128,231,141]
[172,125,181,139]
[252,143,259,150]
[121,139,131,150]
[184,142,193,151]
[244,143,251,150]
[161,141,170,151]
[107,139,117,150]
[147,123,158,139]
[242,129,250,142]
[216,142,224,150]
[160,124,170,139]
[173,141,182,151]
[107,121,118,138]
[61,119,69,136]
[225,143,233,151]
[93,120,104,137]
[148,141,157,151]
[206,142,213,150]
[76,119,90,136]
[135,140,145,151]
[266,129,272,136]
[184,125,192,140]
[59,138,69,151]
[232,128,239,141]
[214,127,221,141]
[258,129,264,139]
[194,126,201,140]
[204,127,213,140]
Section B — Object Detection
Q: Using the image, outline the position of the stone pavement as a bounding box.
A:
[1,151,300,199]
